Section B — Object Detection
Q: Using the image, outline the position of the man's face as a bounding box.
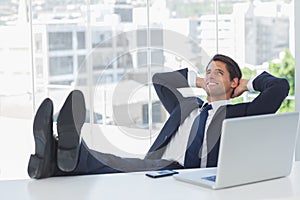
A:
[205,60,238,101]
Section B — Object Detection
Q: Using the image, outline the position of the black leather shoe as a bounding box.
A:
[57,90,86,172]
[28,98,56,179]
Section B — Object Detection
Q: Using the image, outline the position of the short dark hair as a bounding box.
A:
[207,54,242,81]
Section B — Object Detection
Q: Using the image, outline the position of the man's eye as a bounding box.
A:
[216,71,223,75]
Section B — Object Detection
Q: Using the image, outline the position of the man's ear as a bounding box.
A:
[231,78,239,89]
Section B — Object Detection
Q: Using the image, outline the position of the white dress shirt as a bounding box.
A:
[161,71,256,166]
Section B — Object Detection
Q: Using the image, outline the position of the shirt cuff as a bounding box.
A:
[188,71,197,87]
[247,75,258,92]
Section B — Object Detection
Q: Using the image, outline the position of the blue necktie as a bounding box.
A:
[184,104,212,168]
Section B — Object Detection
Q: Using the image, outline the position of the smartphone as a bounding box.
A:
[145,170,179,178]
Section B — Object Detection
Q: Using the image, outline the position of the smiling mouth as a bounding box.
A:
[207,82,218,86]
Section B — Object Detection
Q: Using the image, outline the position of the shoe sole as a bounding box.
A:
[57,90,86,172]
[28,98,54,179]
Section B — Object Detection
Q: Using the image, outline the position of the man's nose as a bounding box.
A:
[206,73,215,79]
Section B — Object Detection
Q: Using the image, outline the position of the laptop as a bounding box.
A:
[174,112,299,189]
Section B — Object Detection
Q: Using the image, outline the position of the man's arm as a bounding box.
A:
[153,68,198,114]
[238,71,290,115]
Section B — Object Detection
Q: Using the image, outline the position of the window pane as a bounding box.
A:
[0,0,33,180]
[149,0,216,140]
[218,0,294,112]
[30,0,152,161]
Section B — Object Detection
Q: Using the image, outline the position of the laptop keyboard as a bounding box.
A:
[202,175,216,182]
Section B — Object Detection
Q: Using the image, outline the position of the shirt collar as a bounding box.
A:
[201,100,231,111]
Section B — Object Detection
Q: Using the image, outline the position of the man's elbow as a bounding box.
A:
[276,78,290,98]
[152,73,160,84]
[152,72,164,87]
[282,78,290,97]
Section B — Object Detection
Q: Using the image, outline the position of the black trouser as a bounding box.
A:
[55,141,183,176]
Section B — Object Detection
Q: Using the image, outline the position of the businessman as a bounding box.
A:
[28,54,290,179]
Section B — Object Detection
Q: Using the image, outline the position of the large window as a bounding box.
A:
[0,0,296,180]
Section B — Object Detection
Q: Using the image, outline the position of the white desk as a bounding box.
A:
[1,162,300,200]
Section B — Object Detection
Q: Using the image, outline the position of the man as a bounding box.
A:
[28,54,289,179]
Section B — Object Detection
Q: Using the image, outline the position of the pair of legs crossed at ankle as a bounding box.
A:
[28,90,183,179]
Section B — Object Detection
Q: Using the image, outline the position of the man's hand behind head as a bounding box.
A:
[231,79,249,98]
[196,77,206,89]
